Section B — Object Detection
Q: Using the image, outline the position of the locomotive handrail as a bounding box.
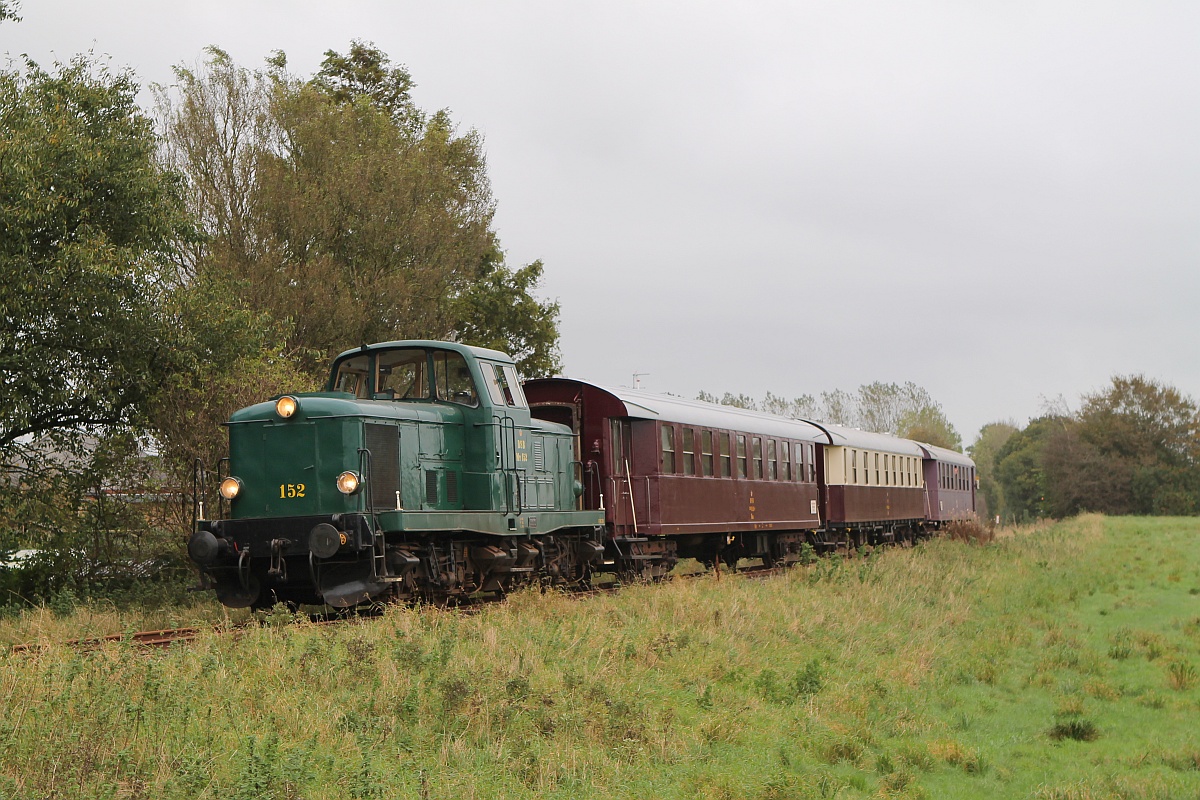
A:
[357,447,374,513]
[570,460,584,511]
[191,458,207,530]
[216,457,230,520]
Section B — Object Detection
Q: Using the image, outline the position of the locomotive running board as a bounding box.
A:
[375,508,605,537]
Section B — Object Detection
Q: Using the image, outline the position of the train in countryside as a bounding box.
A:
[187,340,976,608]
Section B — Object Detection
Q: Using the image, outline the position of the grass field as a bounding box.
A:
[2,515,1200,799]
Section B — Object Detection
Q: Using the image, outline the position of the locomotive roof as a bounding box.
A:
[331,340,515,364]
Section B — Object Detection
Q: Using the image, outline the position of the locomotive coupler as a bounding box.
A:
[268,538,291,579]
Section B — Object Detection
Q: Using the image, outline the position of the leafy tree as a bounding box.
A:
[157,44,560,379]
[994,416,1065,521]
[1040,421,1131,517]
[761,391,818,419]
[0,1,19,23]
[897,405,962,451]
[819,389,856,426]
[450,257,561,377]
[311,39,417,125]
[1073,375,1200,515]
[0,56,193,456]
[969,421,1018,519]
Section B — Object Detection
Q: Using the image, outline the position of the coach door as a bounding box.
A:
[609,419,639,535]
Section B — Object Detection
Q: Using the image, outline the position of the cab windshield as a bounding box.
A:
[331,347,479,407]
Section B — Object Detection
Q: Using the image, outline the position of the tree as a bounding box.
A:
[311,39,417,125]
[0,56,193,456]
[969,421,1018,519]
[994,416,1065,522]
[450,257,562,377]
[158,44,560,379]
[897,405,962,451]
[1073,375,1200,514]
[0,1,19,23]
[697,380,961,449]
[1040,422,1131,517]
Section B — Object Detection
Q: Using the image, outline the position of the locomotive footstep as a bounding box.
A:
[215,574,260,608]
[319,562,386,608]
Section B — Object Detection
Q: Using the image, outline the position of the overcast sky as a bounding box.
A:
[5,1,1198,443]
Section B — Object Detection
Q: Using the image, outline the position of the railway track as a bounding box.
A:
[9,626,205,654]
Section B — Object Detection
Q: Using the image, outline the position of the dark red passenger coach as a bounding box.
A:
[524,377,978,573]
[525,378,827,567]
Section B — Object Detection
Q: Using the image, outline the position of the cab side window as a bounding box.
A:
[485,363,528,408]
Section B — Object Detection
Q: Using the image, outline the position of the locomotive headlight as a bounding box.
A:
[275,396,298,419]
[336,471,361,495]
[219,476,243,500]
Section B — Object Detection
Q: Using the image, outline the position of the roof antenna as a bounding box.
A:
[633,371,649,390]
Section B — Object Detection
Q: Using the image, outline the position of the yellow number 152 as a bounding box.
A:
[279,483,306,499]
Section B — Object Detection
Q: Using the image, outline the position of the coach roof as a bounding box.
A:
[537,380,827,441]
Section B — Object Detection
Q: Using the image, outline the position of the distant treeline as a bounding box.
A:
[697,381,962,451]
[972,376,1200,522]
[700,374,1200,523]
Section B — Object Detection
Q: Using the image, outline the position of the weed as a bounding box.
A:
[1138,691,1167,709]
[1048,718,1100,742]
[1159,748,1200,772]
[1082,679,1121,701]
[793,657,824,696]
[1108,627,1133,660]
[945,518,994,544]
[1166,661,1198,691]
[817,734,864,765]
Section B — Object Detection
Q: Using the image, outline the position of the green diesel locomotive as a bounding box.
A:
[188,341,605,608]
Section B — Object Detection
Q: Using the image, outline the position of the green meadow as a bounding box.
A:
[3,515,1200,799]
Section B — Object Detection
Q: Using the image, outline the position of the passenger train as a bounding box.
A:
[187,340,976,608]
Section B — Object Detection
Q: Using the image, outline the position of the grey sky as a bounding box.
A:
[6,1,1198,443]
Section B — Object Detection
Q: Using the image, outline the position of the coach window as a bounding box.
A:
[720,433,732,477]
[701,430,714,477]
[782,442,791,481]
[850,450,857,484]
[661,425,676,473]
[751,437,763,480]
[611,420,626,475]
[736,435,747,478]
[683,428,696,476]
[766,439,777,480]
